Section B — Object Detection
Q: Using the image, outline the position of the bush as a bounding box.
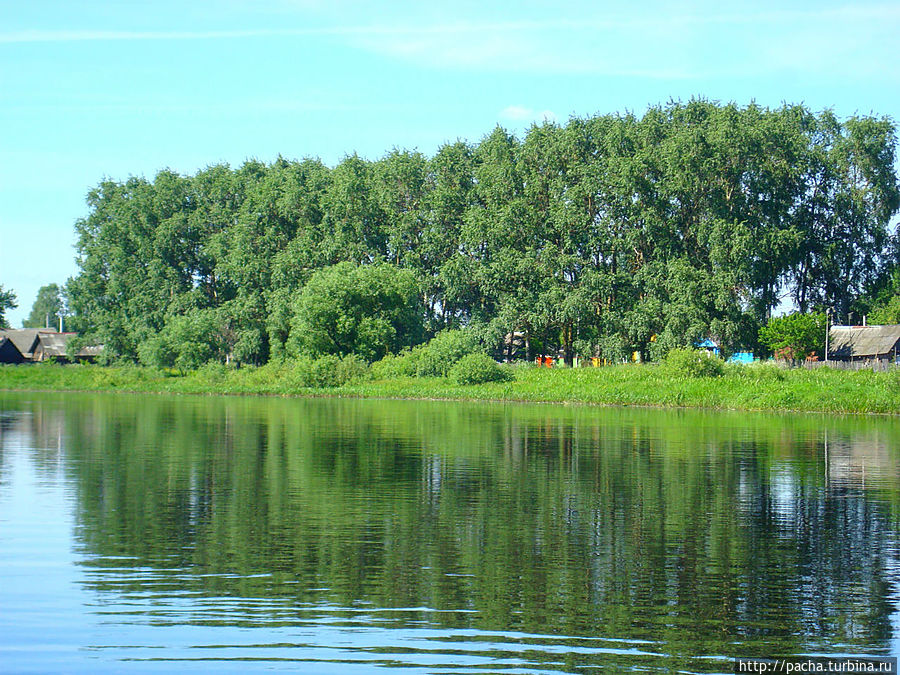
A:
[448,353,513,385]
[664,348,725,378]
[416,330,482,377]
[739,361,785,381]
[196,361,229,383]
[334,353,369,384]
[370,350,420,379]
[289,354,369,388]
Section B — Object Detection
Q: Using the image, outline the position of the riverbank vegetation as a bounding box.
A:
[3,357,900,414]
[54,99,898,369]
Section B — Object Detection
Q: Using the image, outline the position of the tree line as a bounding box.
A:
[59,99,899,366]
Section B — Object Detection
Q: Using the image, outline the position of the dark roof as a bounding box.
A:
[0,330,103,361]
[0,329,53,357]
[828,325,900,359]
[0,336,25,364]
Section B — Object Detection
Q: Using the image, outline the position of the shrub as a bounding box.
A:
[416,330,482,377]
[370,350,420,379]
[196,361,228,383]
[664,348,725,378]
[741,361,785,381]
[290,354,369,388]
[334,353,369,384]
[448,353,513,385]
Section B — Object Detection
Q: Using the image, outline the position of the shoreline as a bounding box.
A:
[2,362,899,416]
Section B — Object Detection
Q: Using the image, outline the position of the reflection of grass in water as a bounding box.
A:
[2,360,900,414]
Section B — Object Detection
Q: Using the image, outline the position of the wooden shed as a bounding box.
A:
[827,325,900,364]
[0,329,102,363]
[0,329,49,361]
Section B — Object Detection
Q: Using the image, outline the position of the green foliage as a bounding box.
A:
[0,285,17,329]
[448,352,513,385]
[288,262,423,362]
[868,295,900,324]
[137,310,229,371]
[7,361,900,414]
[758,312,826,364]
[24,283,64,329]
[414,329,482,377]
[61,102,900,365]
[369,349,420,379]
[289,354,369,388]
[664,348,726,378]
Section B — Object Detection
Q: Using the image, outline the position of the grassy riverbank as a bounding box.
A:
[2,361,900,414]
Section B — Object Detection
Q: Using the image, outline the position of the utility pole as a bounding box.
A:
[824,308,830,363]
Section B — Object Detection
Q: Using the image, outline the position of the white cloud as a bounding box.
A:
[3,5,897,81]
[500,106,557,124]
[0,28,325,43]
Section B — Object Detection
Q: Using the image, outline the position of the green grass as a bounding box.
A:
[2,361,899,414]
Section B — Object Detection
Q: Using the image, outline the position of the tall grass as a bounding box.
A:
[2,360,899,414]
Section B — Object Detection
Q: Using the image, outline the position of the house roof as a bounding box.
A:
[828,325,900,358]
[0,336,25,363]
[0,329,54,357]
[36,332,102,358]
[0,329,103,360]
[37,332,72,357]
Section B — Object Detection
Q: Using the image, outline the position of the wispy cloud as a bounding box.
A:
[0,28,323,44]
[3,4,898,80]
[345,5,900,79]
[500,106,557,124]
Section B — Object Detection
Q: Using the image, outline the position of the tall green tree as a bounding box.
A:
[24,283,64,329]
[62,101,900,366]
[0,285,16,329]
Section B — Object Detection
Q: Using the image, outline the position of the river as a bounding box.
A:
[1,392,898,672]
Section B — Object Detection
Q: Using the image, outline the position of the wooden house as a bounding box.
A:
[0,329,102,363]
[827,325,900,364]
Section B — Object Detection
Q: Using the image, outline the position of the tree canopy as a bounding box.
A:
[0,285,17,330]
[23,283,64,329]
[287,262,423,362]
[758,312,827,364]
[63,100,900,366]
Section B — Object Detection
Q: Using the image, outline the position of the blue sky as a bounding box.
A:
[2,0,899,326]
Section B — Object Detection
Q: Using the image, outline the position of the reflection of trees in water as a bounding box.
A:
[0,401,67,481]
[5,393,900,657]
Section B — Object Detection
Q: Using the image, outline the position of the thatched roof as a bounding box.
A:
[0,329,52,358]
[828,325,900,359]
[0,329,102,361]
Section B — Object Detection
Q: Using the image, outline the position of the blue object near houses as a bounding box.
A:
[728,352,754,364]
[696,338,720,356]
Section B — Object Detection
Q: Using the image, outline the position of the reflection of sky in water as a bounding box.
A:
[1,395,899,672]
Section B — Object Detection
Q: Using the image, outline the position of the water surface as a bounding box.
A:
[1,392,899,672]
